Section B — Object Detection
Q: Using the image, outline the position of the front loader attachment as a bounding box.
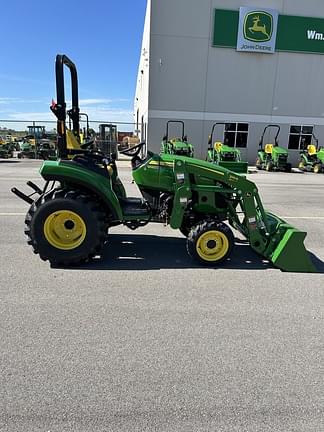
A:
[260,213,316,273]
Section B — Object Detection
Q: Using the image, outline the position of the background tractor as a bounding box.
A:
[11,54,315,273]
[17,125,56,160]
[256,125,291,172]
[206,123,248,174]
[95,123,118,160]
[161,121,194,157]
[299,133,324,173]
[0,142,16,158]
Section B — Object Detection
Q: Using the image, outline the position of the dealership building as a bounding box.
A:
[134,0,324,164]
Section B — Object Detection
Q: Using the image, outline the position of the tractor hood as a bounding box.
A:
[272,146,288,155]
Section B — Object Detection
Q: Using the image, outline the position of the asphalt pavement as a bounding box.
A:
[0,159,323,432]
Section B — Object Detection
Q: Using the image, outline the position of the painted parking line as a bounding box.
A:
[0,213,26,216]
[0,178,40,181]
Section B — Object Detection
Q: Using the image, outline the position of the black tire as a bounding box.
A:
[313,163,322,174]
[187,220,234,265]
[298,160,306,171]
[179,226,190,237]
[265,161,273,172]
[24,189,107,266]
[255,157,262,170]
[285,163,292,172]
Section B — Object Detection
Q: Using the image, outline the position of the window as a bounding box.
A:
[288,125,314,150]
[224,123,249,148]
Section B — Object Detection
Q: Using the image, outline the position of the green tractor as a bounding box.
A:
[11,54,315,272]
[0,142,16,158]
[256,125,291,172]
[17,141,36,159]
[206,123,248,174]
[161,121,194,157]
[298,133,324,173]
[95,123,118,160]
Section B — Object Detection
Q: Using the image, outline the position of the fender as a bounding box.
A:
[39,160,123,220]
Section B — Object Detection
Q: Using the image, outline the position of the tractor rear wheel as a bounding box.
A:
[255,157,262,170]
[187,220,234,265]
[24,189,107,266]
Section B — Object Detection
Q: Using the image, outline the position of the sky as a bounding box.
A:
[0,0,147,130]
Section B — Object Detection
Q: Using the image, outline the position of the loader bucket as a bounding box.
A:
[218,161,248,174]
[263,213,316,273]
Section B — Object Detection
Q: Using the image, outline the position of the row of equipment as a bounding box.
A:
[160,122,324,175]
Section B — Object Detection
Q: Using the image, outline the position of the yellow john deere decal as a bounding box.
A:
[148,161,174,167]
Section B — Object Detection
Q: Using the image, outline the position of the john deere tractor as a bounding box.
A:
[0,142,16,158]
[161,121,194,157]
[299,133,324,173]
[11,54,315,272]
[256,125,291,172]
[95,123,118,160]
[206,123,248,174]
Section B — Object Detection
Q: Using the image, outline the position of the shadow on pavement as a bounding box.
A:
[0,160,21,164]
[67,234,273,271]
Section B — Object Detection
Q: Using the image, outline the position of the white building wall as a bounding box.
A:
[136,0,324,164]
[134,0,151,142]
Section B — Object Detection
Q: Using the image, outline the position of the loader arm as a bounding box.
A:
[170,157,315,272]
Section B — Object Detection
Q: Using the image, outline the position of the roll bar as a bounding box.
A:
[50,54,80,158]
[208,122,228,148]
[164,121,185,142]
[259,125,280,149]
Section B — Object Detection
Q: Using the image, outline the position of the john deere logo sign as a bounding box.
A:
[237,7,278,53]
[244,12,272,42]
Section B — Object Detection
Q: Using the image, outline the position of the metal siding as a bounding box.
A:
[140,0,324,163]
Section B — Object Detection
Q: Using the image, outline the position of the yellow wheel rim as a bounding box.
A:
[196,230,229,262]
[44,210,86,250]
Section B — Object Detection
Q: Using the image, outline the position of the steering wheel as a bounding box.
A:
[119,141,145,158]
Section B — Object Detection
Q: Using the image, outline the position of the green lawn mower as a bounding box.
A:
[256,125,291,172]
[17,141,36,159]
[206,123,248,174]
[11,54,315,273]
[0,142,15,158]
[161,121,194,157]
[299,133,324,173]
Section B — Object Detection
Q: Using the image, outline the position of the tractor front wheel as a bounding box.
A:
[298,160,306,170]
[285,163,292,173]
[187,220,234,265]
[24,190,107,266]
[265,161,273,172]
[313,163,322,174]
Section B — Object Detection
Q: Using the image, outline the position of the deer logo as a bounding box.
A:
[244,11,273,42]
[249,16,270,38]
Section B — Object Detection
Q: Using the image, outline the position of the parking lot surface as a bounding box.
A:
[1,159,324,432]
